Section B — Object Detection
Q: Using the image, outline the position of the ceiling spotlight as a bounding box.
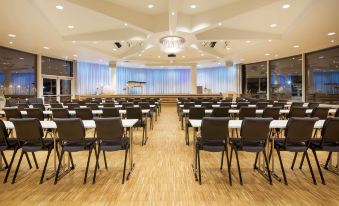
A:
[124,23,128,26]
[293,45,300,48]
[226,47,231,50]
[282,4,290,9]
[157,56,160,58]
[218,22,222,26]
[43,46,49,50]
[93,41,98,44]
[112,48,117,51]
[328,32,336,36]
[270,24,277,28]
[182,55,185,58]
[56,5,63,10]
[19,57,24,60]
[72,40,76,43]
[171,12,175,16]
[268,39,272,42]
[190,5,196,9]
[147,4,154,8]
[330,40,335,43]
[73,54,78,57]
[246,40,251,43]
[138,54,142,57]
[8,34,16,37]
[9,41,13,44]
[201,53,204,56]
[265,53,270,56]
[68,25,74,29]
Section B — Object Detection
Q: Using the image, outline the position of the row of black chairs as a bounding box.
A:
[195,117,339,186]
[0,117,130,185]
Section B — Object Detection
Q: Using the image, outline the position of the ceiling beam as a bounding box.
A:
[196,28,281,40]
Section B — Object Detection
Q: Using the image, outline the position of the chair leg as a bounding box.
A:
[299,152,306,170]
[234,149,243,185]
[253,152,259,169]
[84,148,93,184]
[263,149,272,185]
[93,149,101,184]
[186,127,189,146]
[32,152,39,169]
[220,151,224,170]
[276,149,288,185]
[197,148,201,185]
[291,152,298,170]
[268,144,273,163]
[40,149,52,184]
[54,150,64,184]
[24,152,33,169]
[225,148,232,186]
[311,149,325,185]
[69,152,75,169]
[324,152,332,170]
[229,148,233,169]
[12,151,24,184]
[305,151,317,185]
[122,147,129,184]
[1,151,9,168]
[93,146,100,169]
[4,148,18,183]
[103,151,108,169]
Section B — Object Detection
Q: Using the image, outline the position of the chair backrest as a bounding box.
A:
[188,107,205,119]
[291,102,304,108]
[32,103,45,111]
[211,107,230,117]
[12,118,44,146]
[139,102,150,109]
[103,103,116,108]
[311,107,329,120]
[285,117,318,144]
[223,97,233,102]
[121,102,134,110]
[308,102,319,109]
[51,108,71,118]
[278,99,288,103]
[321,117,339,145]
[75,108,93,120]
[201,117,229,142]
[17,103,29,111]
[54,118,86,144]
[4,108,22,120]
[335,109,339,117]
[102,107,120,118]
[26,108,44,121]
[240,118,273,146]
[183,102,194,109]
[0,120,9,147]
[239,107,256,120]
[220,102,232,107]
[126,107,142,120]
[272,102,285,109]
[256,102,269,109]
[237,102,250,109]
[6,98,17,107]
[66,103,79,110]
[194,99,202,105]
[50,103,63,108]
[86,103,98,110]
[262,107,280,120]
[94,117,124,143]
[18,99,28,104]
[288,107,306,118]
[201,102,213,109]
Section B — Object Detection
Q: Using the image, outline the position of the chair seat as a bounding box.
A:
[100,138,129,151]
[274,138,308,152]
[310,138,339,152]
[134,120,145,127]
[196,137,226,152]
[229,138,265,152]
[22,138,55,152]
[62,138,96,152]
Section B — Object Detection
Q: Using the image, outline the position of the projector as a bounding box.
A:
[168,53,176,57]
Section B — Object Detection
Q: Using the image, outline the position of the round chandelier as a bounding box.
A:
[159,36,185,54]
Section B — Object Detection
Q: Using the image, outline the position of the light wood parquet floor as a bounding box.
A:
[0,105,338,206]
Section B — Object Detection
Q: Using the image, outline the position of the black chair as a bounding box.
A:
[86,103,99,110]
[139,102,154,130]
[273,117,318,185]
[93,118,129,184]
[4,108,22,120]
[126,107,147,145]
[196,117,231,185]
[50,103,63,109]
[51,108,71,118]
[256,102,269,109]
[65,103,79,110]
[229,118,273,185]
[26,108,44,121]
[272,102,285,109]
[186,107,206,145]
[103,103,116,108]
[290,102,304,108]
[75,108,94,120]
[287,107,306,118]
[5,98,17,107]
[236,102,250,109]
[17,103,29,111]
[101,107,120,118]
[308,102,319,109]
[32,103,46,111]
[11,118,56,184]
[201,102,213,109]
[121,102,133,110]
[238,107,256,120]
[311,107,329,120]
[262,107,280,120]
[335,109,339,117]
[220,102,232,107]
[278,99,288,103]
[54,118,97,184]
[211,107,230,117]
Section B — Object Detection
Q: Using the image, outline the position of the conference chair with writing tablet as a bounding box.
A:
[287,107,307,119]
[185,107,206,145]
[86,103,99,110]
[308,102,319,109]
[4,108,22,120]
[75,108,94,120]
[101,107,120,118]
[50,103,63,109]
[256,102,269,109]
[211,107,230,117]
[51,108,71,118]
[32,103,46,111]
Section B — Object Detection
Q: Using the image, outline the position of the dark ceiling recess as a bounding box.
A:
[114,42,122,48]
[168,53,176,57]
[210,41,217,48]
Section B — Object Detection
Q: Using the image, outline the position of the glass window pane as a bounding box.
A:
[269,55,302,101]
[306,46,339,104]
[42,56,72,76]
[60,79,71,95]
[243,62,267,99]
[0,46,37,97]
[43,78,56,95]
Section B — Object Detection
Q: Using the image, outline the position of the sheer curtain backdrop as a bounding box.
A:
[77,61,111,95]
[116,67,191,94]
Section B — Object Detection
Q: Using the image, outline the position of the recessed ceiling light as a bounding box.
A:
[282,4,290,9]
[56,5,63,10]
[275,54,279,57]
[328,32,336,36]
[246,40,251,43]
[9,41,13,44]
[270,24,277,28]
[19,57,24,60]
[138,54,142,57]
[124,23,128,26]
[293,45,300,48]
[157,56,160,58]
[182,55,185,58]
[171,12,175,16]
[113,48,117,51]
[268,39,272,42]
[68,25,74,29]
[93,41,98,44]
[265,53,270,56]
[43,46,49,50]
[226,47,231,50]
[190,5,196,9]
[72,40,76,43]
[201,53,204,56]
[330,40,335,43]
[73,54,78,57]
[147,4,154,8]
[8,34,16,37]
[218,22,222,26]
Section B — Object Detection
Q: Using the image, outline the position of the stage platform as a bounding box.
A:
[77,94,222,104]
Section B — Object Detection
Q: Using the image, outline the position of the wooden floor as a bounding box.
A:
[0,105,338,205]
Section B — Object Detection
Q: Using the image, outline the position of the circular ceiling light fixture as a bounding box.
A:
[159,36,185,54]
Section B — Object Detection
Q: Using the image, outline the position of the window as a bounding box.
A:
[0,46,37,97]
[306,46,339,104]
[242,62,267,98]
[41,56,72,76]
[269,55,302,100]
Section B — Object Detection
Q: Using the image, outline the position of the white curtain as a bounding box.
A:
[76,61,111,95]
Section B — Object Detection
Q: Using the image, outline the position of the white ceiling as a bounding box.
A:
[0,0,338,67]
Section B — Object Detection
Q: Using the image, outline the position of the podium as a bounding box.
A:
[127,81,146,94]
